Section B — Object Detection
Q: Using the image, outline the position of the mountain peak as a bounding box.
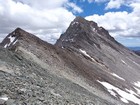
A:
[0,27,52,50]
[0,28,29,48]
[14,27,23,31]
[11,27,28,37]
[70,16,98,28]
[56,17,115,50]
[73,16,87,23]
[14,27,24,33]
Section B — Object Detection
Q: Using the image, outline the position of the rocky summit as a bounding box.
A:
[0,17,140,105]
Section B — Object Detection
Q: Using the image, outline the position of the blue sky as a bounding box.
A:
[0,0,140,47]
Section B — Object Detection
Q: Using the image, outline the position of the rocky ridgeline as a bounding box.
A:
[0,17,140,105]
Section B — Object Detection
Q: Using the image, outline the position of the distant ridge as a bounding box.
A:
[128,47,140,51]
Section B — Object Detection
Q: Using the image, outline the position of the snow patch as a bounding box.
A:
[71,22,79,26]
[13,39,18,45]
[121,59,127,65]
[132,60,140,67]
[0,96,8,101]
[79,49,91,58]
[97,80,140,104]
[4,44,8,48]
[92,27,96,31]
[125,88,139,97]
[108,89,116,97]
[4,35,17,48]
[121,59,133,68]
[134,81,140,88]
[134,87,140,95]
[79,49,96,62]
[126,57,140,67]
[120,97,129,103]
[79,49,106,67]
[111,73,125,81]
[8,35,16,45]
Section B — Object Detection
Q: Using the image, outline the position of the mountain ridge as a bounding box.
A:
[0,17,140,105]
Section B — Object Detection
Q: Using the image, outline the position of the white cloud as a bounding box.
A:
[65,2,83,13]
[87,0,140,10]
[0,0,77,43]
[87,0,125,10]
[105,0,140,10]
[105,0,124,10]
[13,0,68,9]
[85,1,140,38]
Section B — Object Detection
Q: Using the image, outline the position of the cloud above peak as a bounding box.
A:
[88,0,140,10]
[65,2,83,13]
[13,0,68,9]
[86,10,140,38]
[0,0,81,43]
[105,0,124,10]
[85,0,140,38]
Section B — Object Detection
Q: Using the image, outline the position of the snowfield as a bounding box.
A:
[97,80,140,104]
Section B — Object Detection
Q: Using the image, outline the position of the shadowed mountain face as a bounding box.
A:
[128,47,140,56]
[135,51,140,56]
[0,17,140,105]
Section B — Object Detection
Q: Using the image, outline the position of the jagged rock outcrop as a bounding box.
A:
[0,17,140,105]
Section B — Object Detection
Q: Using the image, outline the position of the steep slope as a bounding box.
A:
[0,27,121,105]
[56,17,140,105]
[0,46,112,105]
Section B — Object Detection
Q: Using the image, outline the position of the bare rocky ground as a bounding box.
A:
[0,47,115,105]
